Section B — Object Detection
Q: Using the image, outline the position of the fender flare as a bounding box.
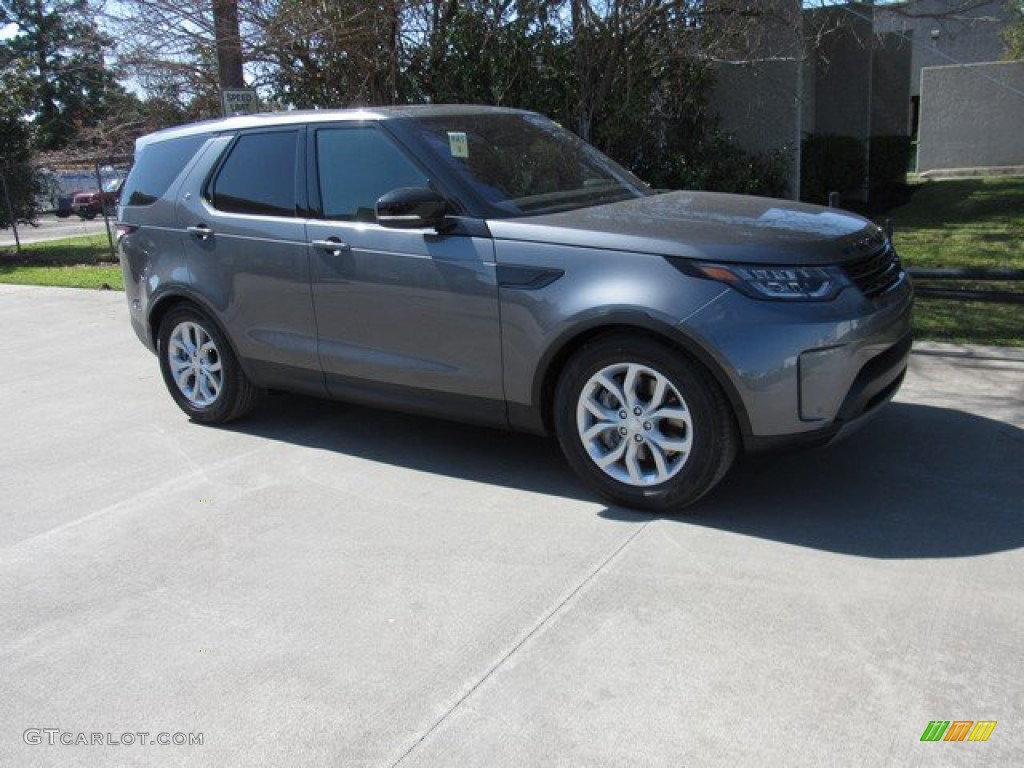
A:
[528,310,753,438]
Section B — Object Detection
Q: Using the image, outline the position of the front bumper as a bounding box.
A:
[680,276,913,447]
[744,332,911,452]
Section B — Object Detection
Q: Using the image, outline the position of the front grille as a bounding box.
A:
[842,244,904,299]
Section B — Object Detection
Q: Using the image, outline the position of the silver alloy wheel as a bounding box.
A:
[167,321,223,408]
[576,362,694,487]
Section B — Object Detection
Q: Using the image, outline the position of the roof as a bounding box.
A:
[136,104,532,150]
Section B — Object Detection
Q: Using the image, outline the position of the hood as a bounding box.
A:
[487,190,886,266]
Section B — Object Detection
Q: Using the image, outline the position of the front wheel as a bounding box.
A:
[158,305,259,423]
[554,334,737,512]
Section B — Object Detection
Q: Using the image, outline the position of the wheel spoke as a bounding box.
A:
[582,421,616,441]
[174,369,193,392]
[168,338,187,360]
[170,358,191,376]
[624,441,643,483]
[647,440,669,480]
[595,373,627,410]
[649,375,668,410]
[582,395,616,422]
[650,406,689,422]
[202,369,221,398]
[183,324,198,355]
[649,432,692,455]
[622,365,641,410]
[594,439,627,468]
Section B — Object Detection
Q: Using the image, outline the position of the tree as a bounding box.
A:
[0,40,49,226]
[105,0,790,194]
[107,0,224,118]
[257,0,404,107]
[67,91,189,158]
[404,1,571,113]
[0,0,124,150]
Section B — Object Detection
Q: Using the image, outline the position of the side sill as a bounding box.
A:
[324,373,510,430]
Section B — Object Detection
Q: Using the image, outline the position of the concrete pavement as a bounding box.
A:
[1,284,1021,767]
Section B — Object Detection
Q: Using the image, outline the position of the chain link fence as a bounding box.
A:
[1,154,132,259]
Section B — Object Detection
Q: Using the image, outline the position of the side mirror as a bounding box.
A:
[376,187,448,230]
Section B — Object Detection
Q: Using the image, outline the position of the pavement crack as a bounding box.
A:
[388,517,653,768]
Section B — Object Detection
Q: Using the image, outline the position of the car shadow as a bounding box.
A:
[615,402,1024,559]
[222,394,586,501]
[222,397,1023,560]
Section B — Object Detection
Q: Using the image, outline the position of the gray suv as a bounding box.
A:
[117,105,912,511]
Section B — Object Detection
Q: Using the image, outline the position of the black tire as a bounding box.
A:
[157,304,259,424]
[553,333,737,513]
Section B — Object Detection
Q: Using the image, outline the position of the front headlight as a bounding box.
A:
[681,261,849,302]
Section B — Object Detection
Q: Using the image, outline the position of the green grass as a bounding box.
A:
[910,299,1023,347]
[0,263,123,289]
[883,177,1024,347]
[0,234,123,290]
[888,177,1024,270]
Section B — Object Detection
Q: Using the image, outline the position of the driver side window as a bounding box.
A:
[316,127,429,222]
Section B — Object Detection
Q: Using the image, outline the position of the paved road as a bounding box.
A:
[1,284,1021,767]
[1,214,111,248]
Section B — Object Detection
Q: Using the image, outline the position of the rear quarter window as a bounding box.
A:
[209,131,298,217]
[121,135,208,207]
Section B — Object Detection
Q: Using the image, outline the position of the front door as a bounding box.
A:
[306,124,504,423]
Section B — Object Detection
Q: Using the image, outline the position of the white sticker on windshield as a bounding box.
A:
[447,132,469,158]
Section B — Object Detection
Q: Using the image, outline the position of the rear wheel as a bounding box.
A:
[554,334,737,512]
[158,305,259,423]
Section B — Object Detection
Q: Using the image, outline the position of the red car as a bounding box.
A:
[72,178,124,219]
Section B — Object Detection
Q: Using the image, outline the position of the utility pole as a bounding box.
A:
[212,0,244,89]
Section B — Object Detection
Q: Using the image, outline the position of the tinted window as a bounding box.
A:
[408,113,648,217]
[317,127,429,221]
[121,135,207,207]
[211,131,297,217]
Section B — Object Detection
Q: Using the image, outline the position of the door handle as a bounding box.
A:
[311,238,351,256]
[187,224,213,241]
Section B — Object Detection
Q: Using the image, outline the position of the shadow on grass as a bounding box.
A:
[889,177,1024,230]
[211,394,1022,560]
[913,298,1024,347]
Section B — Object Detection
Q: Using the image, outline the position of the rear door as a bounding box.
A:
[305,123,504,422]
[177,128,322,394]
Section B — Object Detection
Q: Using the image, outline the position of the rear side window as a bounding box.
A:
[316,127,428,221]
[121,135,207,207]
[211,131,298,217]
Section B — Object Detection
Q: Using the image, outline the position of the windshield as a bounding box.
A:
[408,112,650,217]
